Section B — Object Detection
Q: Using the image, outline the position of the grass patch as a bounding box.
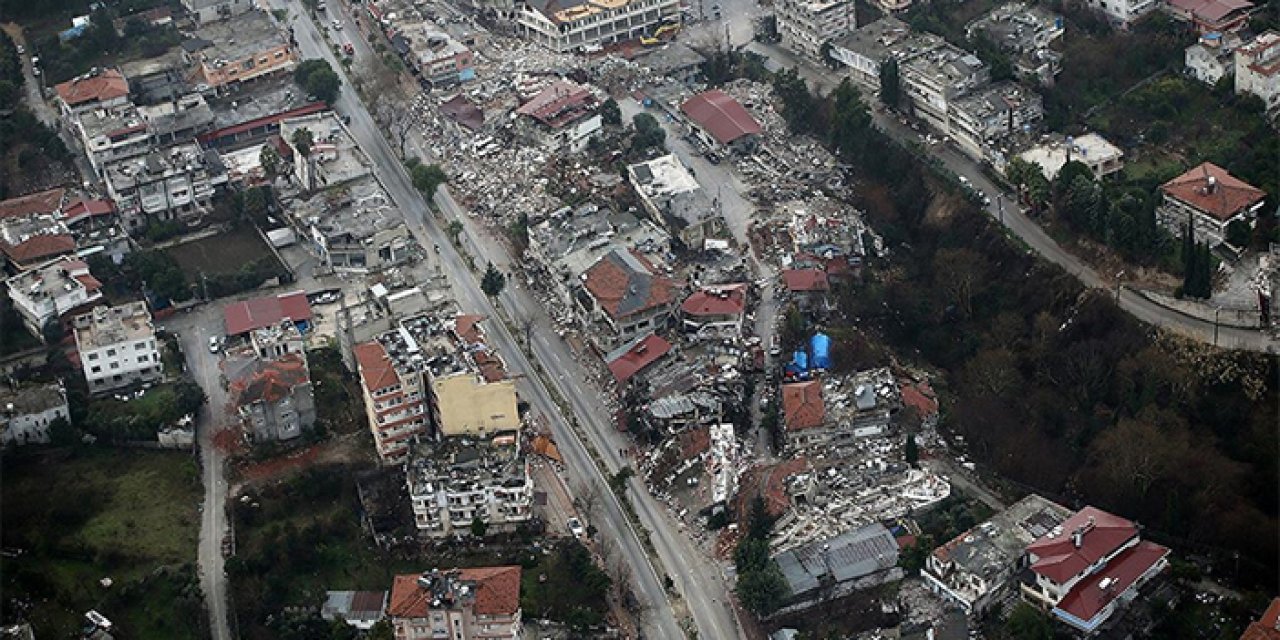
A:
[0,448,204,638]
[164,227,290,299]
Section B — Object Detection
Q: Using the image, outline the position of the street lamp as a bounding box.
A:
[996,193,1004,225]
[1114,270,1125,303]
[1214,306,1222,346]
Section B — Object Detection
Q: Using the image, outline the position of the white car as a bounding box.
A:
[332,19,342,29]
[208,336,221,353]
[566,517,585,539]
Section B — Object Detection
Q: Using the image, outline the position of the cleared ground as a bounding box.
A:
[164,227,282,278]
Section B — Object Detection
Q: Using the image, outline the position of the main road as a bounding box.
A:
[264,3,744,638]
[745,41,1279,354]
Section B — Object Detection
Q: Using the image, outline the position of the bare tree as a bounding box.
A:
[572,480,601,519]
[360,58,414,159]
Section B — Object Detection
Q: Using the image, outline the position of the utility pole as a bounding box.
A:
[1114,270,1125,303]
[996,193,1004,225]
[1214,307,1222,346]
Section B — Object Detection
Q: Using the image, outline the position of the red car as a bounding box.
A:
[343,42,355,55]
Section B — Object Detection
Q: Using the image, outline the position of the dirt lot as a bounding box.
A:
[164,227,280,276]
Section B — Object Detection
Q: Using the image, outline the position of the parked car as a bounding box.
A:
[567,517,585,539]
[208,336,221,353]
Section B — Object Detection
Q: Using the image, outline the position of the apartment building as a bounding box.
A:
[514,79,602,153]
[0,382,71,446]
[781,368,899,451]
[185,10,298,92]
[395,20,475,87]
[1165,0,1255,34]
[1235,31,1280,111]
[901,44,989,133]
[388,567,522,640]
[224,344,316,443]
[72,302,164,395]
[5,257,104,340]
[54,68,130,118]
[579,247,678,345]
[354,338,432,465]
[947,82,1043,163]
[1186,32,1242,85]
[181,0,253,24]
[829,18,944,91]
[776,0,855,61]
[680,283,748,338]
[628,153,728,247]
[406,436,533,538]
[1083,0,1157,28]
[1158,162,1267,245]
[1016,133,1125,180]
[71,103,153,175]
[516,0,680,53]
[103,142,226,232]
[924,494,1072,614]
[1021,506,1170,634]
[965,3,1064,85]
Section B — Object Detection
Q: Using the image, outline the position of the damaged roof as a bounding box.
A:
[582,248,677,320]
[680,89,763,145]
[605,332,672,383]
[681,283,747,317]
[781,381,825,431]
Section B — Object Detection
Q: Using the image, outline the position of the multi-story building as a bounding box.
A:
[781,368,899,451]
[628,154,727,247]
[923,494,1072,614]
[1020,506,1170,634]
[5,257,104,340]
[53,68,130,118]
[870,0,911,14]
[1157,161,1267,245]
[394,20,475,87]
[71,103,153,175]
[354,337,432,465]
[388,567,522,640]
[514,79,602,153]
[72,302,164,395]
[965,3,1064,85]
[1235,31,1280,111]
[1186,32,1242,85]
[947,82,1043,163]
[297,177,415,273]
[226,350,316,442]
[901,44,989,133]
[1165,0,1254,34]
[181,0,253,24]
[579,247,678,344]
[516,0,680,53]
[830,18,945,91]
[1082,0,1157,28]
[679,283,748,338]
[185,10,298,92]
[776,0,854,61]
[103,142,228,232]
[405,436,533,537]
[1015,133,1125,180]
[0,382,70,446]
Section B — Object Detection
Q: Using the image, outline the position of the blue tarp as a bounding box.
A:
[810,333,831,370]
[792,350,808,372]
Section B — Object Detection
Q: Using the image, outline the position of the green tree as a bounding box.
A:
[608,466,635,494]
[631,113,666,153]
[410,162,448,197]
[1226,219,1252,248]
[470,516,488,538]
[294,59,342,104]
[905,434,919,467]
[260,144,282,180]
[736,563,788,615]
[480,262,506,299]
[880,57,901,110]
[48,416,78,447]
[366,620,394,640]
[447,220,465,245]
[830,79,871,163]
[601,98,621,126]
[1006,602,1054,640]
[291,128,314,158]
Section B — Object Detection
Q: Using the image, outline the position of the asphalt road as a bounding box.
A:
[747,41,1280,354]
[269,3,726,637]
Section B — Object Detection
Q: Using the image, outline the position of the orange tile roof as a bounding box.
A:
[354,341,399,393]
[1160,162,1266,222]
[583,249,676,320]
[55,69,129,107]
[681,283,747,317]
[1241,597,1280,640]
[1027,506,1138,584]
[455,314,485,345]
[783,268,830,292]
[388,566,521,618]
[234,353,311,406]
[781,381,825,431]
[2,234,76,266]
[0,188,66,220]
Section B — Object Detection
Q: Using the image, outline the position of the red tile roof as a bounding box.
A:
[516,80,597,129]
[783,268,830,292]
[74,273,103,292]
[1241,597,1280,640]
[455,314,485,345]
[1054,540,1169,626]
[2,234,76,266]
[234,353,311,406]
[900,381,939,418]
[388,566,522,619]
[0,188,66,220]
[606,333,672,383]
[781,381,825,431]
[55,69,129,107]
[680,90,763,145]
[583,249,677,321]
[1166,0,1253,23]
[1160,162,1266,222]
[1027,506,1138,584]
[354,341,399,394]
[681,283,747,317]
[197,102,329,144]
[61,197,115,226]
[223,291,312,336]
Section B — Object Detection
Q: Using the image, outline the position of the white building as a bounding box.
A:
[514,79,602,153]
[1157,161,1267,245]
[406,437,534,538]
[5,257,104,340]
[947,82,1043,163]
[965,3,1064,85]
[1235,31,1280,111]
[0,382,70,446]
[103,142,227,233]
[1083,0,1157,28]
[1016,133,1125,180]
[388,567,522,640]
[181,0,253,24]
[1186,32,1242,85]
[901,44,989,133]
[72,302,164,395]
[776,0,855,61]
[829,18,944,91]
[628,153,727,247]
[516,0,680,53]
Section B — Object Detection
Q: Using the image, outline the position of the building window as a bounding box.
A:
[88,353,99,361]
[91,366,101,374]
[135,342,146,350]
[109,362,119,370]
[106,349,116,356]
